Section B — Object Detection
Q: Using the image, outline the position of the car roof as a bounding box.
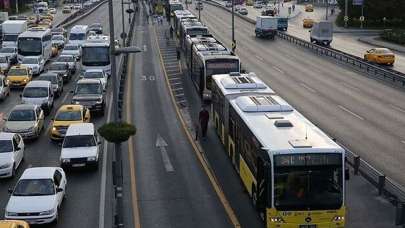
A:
[12,104,37,111]
[9,65,29,70]
[20,167,59,180]
[25,80,51,87]
[58,104,83,112]
[0,132,16,140]
[40,72,58,77]
[77,78,102,84]
[66,123,95,136]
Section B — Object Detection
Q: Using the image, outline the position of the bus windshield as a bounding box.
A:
[69,33,86,41]
[3,34,18,42]
[205,59,239,89]
[187,28,209,36]
[274,153,343,211]
[82,47,110,66]
[18,37,42,56]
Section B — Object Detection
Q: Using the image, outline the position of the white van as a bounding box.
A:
[60,123,100,169]
[21,81,54,115]
[68,25,89,47]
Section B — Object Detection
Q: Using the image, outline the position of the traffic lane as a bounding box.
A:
[128,11,233,228]
[193,4,405,184]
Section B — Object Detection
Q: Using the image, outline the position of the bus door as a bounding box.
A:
[256,155,268,217]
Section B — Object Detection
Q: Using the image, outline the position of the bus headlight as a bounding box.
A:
[332,216,345,221]
[270,217,285,223]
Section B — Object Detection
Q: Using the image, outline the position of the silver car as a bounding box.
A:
[52,34,66,48]
[37,72,64,97]
[61,43,81,60]
[3,104,45,140]
[0,47,17,64]
[0,56,10,74]
[55,55,77,73]
[0,75,10,101]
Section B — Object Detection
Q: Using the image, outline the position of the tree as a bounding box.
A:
[98,122,136,143]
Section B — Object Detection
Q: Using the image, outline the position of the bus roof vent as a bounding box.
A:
[274,119,293,128]
[235,95,293,112]
[288,139,312,148]
[221,75,267,90]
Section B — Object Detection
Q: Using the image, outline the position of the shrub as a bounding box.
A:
[98,122,136,143]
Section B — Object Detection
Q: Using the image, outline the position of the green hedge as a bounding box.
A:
[381,29,405,45]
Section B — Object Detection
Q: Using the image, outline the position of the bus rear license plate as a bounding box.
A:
[299,225,316,228]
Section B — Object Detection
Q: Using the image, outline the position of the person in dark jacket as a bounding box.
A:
[199,106,210,139]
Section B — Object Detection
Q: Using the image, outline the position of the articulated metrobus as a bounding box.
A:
[17,28,52,62]
[185,34,216,68]
[81,35,111,75]
[172,10,196,37]
[212,85,346,227]
[211,72,275,144]
[169,0,184,17]
[180,21,209,49]
[190,41,240,100]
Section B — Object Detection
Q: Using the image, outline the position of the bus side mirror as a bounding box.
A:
[345,168,350,180]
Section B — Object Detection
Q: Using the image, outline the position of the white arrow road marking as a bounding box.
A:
[156,134,174,172]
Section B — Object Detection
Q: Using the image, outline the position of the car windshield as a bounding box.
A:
[13,179,55,196]
[274,153,343,211]
[56,56,74,62]
[7,68,27,75]
[69,33,85,40]
[0,140,13,153]
[52,36,63,40]
[23,87,48,98]
[49,64,66,71]
[0,48,14,53]
[64,45,78,50]
[63,135,95,148]
[75,83,102,94]
[55,110,82,121]
[376,49,392,54]
[22,58,38,64]
[38,75,57,83]
[84,72,103,79]
[8,109,36,121]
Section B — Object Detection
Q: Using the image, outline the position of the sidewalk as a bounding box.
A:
[358,36,405,53]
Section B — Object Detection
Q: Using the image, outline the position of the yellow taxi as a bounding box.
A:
[305,4,314,12]
[0,220,30,228]
[50,105,91,141]
[40,14,54,21]
[246,0,253,6]
[6,65,32,88]
[303,18,315,28]
[364,48,395,65]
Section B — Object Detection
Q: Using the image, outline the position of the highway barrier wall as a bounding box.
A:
[203,0,405,225]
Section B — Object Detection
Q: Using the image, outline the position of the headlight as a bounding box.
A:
[52,127,57,132]
[0,163,12,169]
[6,211,18,216]
[87,156,97,161]
[62,158,70,163]
[332,216,345,221]
[23,79,28,82]
[39,209,55,216]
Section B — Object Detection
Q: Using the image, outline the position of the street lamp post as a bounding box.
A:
[121,0,126,47]
[344,0,348,27]
[198,0,201,21]
[325,0,329,20]
[231,0,235,53]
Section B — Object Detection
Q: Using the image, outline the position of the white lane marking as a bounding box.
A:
[272,66,284,74]
[156,134,174,172]
[255,55,264,62]
[300,83,317,93]
[143,45,148,52]
[61,89,70,104]
[341,82,360,91]
[99,94,113,228]
[338,105,365,121]
[391,104,405,114]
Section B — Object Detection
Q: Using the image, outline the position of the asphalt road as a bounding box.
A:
[0,1,127,228]
[242,2,405,73]
[121,3,234,228]
[192,3,405,190]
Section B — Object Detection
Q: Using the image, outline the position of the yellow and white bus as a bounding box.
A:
[212,75,347,227]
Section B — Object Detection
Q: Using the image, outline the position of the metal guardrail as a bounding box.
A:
[55,0,108,28]
[205,0,405,225]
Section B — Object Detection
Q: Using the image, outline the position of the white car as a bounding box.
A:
[55,54,77,73]
[0,75,10,101]
[81,69,108,90]
[60,123,100,169]
[51,35,66,48]
[5,167,67,224]
[61,43,81,60]
[0,47,18,64]
[0,132,24,178]
[254,2,263,8]
[73,4,82,10]
[49,8,57,14]
[21,56,45,75]
[3,104,45,140]
[0,56,11,73]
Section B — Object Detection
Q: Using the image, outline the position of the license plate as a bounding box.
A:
[72,163,85,167]
[299,225,316,228]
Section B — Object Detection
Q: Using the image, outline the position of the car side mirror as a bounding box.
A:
[56,187,63,193]
[345,168,350,180]
[8,188,13,194]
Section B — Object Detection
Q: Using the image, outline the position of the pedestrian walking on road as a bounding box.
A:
[292,4,295,11]
[169,26,174,38]
[199,106,210,139]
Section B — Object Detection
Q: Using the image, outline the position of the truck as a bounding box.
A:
[255,16,278,39]
[0,12,8,23]
[310,21,333,46]
[1,20,28,48]
[277,17,288,31]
